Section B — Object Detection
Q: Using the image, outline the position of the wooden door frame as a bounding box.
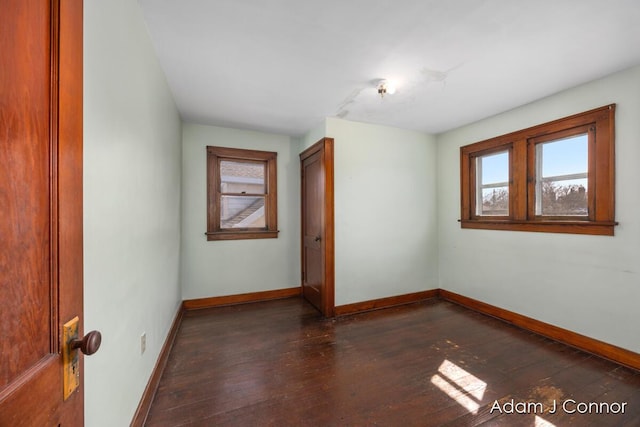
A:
[58,1,85,422]
[300,138,335,317]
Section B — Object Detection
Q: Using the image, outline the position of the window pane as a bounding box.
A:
[480,151,509,185]
[540,134,587,177]
[480,187,509,216]
[476,151,509,216]
[538,178,588,216]
[220,160,265,193]
[536,134,588,216]
[220,195,265,229]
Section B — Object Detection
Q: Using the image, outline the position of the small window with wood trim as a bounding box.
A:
[460,104,616,235]
[474,149,510,217]
[206,146,278,241]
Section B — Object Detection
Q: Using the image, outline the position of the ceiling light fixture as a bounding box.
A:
[377,79,397,98]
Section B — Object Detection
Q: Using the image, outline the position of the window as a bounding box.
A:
[475,150,510,217]
[460,105,616,235]
[206,146,278,240]
[532,130,589,217]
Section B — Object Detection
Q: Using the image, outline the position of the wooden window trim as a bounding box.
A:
[526,124,594,221]
[469,145,513,220]
[460,104,616,236]
[206,146,278,241]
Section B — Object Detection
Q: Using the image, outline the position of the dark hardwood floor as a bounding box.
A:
[145,297,640,426]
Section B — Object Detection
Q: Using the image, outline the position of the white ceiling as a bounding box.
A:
[138,0,640,137]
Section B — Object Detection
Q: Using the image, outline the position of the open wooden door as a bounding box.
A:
[300,138,335,317]
[0,1,98,425]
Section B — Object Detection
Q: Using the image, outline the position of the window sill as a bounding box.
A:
[460,219,616,236]
[205,230,279,241]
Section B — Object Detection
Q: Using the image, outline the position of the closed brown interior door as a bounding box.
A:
[300,138,334,317]
[301,151,324,311]
[0,0,84,425]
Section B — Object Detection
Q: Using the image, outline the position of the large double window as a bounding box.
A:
[460,105,616,235]
[206,146,278,241]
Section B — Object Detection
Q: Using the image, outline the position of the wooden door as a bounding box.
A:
[0,1,88,425]
[300,138,335,317]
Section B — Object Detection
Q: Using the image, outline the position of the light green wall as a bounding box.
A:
[326,118,439,305]
[437,65,640,353]
[298,121,327,151]
[298,118,441,306]
[84,0,182,426]
[180,124,300,299]
[182,118,440,308]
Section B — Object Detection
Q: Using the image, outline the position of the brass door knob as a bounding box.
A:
[71,330,102,355]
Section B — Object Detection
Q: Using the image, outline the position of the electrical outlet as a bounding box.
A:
[141,332,146,355]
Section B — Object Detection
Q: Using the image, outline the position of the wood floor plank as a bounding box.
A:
[144,297,640,426]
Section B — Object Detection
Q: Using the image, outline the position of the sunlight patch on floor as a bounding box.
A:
[430,359,487,414]
[535,415,556,426]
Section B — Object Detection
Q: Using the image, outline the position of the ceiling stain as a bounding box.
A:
[335,87,365,119]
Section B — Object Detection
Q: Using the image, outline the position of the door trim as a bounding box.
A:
[300,138,335,317]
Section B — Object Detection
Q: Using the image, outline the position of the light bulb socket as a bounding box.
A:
[376,79,396,97]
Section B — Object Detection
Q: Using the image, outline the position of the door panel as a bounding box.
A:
[302,152,324,310]
[0,0,85,425]
[300,138,335,317]
[0,0,52,388]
